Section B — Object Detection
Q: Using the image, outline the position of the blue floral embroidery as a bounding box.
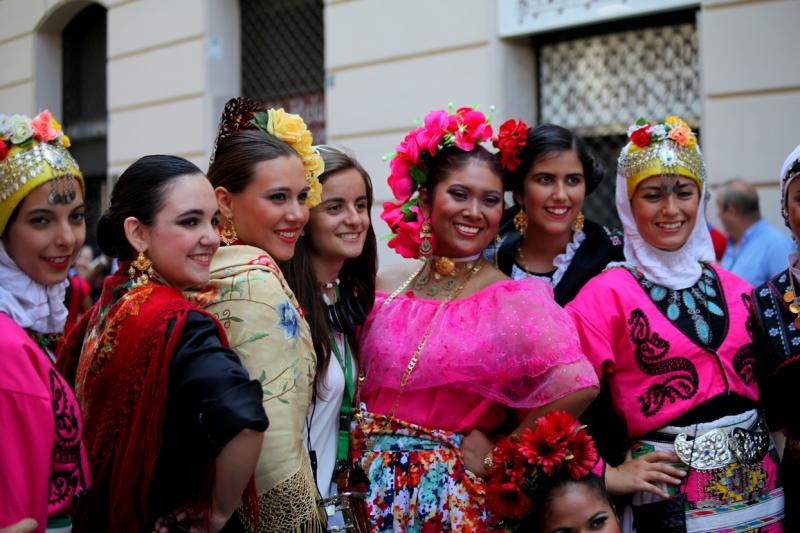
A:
[779,274,788,283]
[792,337,800,346]
[763,308,776,318]
[769,327,780,337]
[277,301,300,340]
[760,288,771,297]
[790,323,797,332]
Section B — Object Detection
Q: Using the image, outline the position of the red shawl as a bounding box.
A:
[58,272,226,532]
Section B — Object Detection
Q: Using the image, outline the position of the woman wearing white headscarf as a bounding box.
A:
[566,117,784,532]
[750,144,800,529]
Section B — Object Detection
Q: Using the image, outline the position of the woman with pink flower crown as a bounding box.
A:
[352,105,599,531]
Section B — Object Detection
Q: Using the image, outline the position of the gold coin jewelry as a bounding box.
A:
[784,272,800,328]
[432,256,455,277]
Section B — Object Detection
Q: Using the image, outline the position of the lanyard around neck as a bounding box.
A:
[329,285,355,462]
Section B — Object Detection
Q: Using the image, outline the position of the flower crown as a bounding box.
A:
[380,104,494,259]
[0,110,72,160]
[492,118,529,172]
[619,116,706,196]
[486,410,599,526]
[211,97,324,207]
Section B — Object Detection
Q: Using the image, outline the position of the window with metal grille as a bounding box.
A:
[241,0,325,142]
[536,11,700,228]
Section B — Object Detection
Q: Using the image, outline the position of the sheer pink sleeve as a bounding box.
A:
[359,278,598,409]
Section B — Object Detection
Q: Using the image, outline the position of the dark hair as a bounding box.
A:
[97,155,203,259]
[424,144,504,196]
[506,123,604,197]
[528,474,614,531]
[279,146,378,396]
[207,129,297,192]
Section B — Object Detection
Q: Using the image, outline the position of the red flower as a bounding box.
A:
[0,139,7,161]
[630,124,652,148]
[492,119,528,171]
[486,482,532,521]
[490,436,527,485]
[565,426,599,480]
[518,424,569,476]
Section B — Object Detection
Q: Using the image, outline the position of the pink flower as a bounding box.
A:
[380,200,406,230]
[31,110,59,142]
[388,159,414,201]
[387,204,432,259]
[450,108,493,151]
[668,125,689,146]
[395,130,421,163]
[415,110,449,156]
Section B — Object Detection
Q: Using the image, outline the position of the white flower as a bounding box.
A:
[0,114,11,138]
[651,124,667,140]
[9,115,32,144]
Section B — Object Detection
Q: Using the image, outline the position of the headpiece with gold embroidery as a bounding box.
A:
[210,97,323,207]
[0,110,84,234]
[618,116,705,198]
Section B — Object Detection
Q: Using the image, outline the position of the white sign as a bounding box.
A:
[498,0,699,37]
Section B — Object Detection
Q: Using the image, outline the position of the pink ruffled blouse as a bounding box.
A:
[358,278,598,433]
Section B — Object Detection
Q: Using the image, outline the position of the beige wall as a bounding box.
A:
[700,0,800,231]
[0,0,240,180]
[324,0,535,266]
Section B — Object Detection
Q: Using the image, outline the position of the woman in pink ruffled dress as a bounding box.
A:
[353,106,599,532]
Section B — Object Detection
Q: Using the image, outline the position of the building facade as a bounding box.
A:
[1,0,797,263]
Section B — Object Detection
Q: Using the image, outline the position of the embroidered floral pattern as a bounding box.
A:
[277,300,300,340]
[48,368,85,508]
[628,308,699,417]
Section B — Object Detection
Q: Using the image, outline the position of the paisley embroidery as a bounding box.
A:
[49,368,84,506]
[628,308,699,417]
[733,294,756,385]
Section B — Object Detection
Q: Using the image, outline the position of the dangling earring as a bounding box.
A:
[573,211,585,232]
[419,220,433,258]
[129,251,155,285]
[513,207,528,237]
[220,218,238,246]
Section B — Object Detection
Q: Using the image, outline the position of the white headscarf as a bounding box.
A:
[0,240,68,333]
[780,144,800,228]
[616,144,715,290]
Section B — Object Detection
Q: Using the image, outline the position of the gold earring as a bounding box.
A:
[220,218,238,245]
[513,208,528,237]
[573,211,585,232]
[419,220,433,258]
[129,251,154,285]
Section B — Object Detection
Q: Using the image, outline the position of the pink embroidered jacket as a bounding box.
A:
[566,265,758,438]
[0,313,89,532]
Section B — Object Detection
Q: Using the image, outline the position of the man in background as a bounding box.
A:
[717,178,794,287]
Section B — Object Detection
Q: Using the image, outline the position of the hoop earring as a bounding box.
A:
[573,211,585,232]
[418,220,433,258]
[129,251,155,285]
[220,218,238,245]
[513,208,528,237]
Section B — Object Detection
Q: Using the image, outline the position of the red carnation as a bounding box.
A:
[630,125,652,148]
[0,139,7,161]
[486,482,532,522]
[492,119,528,171]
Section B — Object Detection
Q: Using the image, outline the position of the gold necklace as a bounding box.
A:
[414,258,480,298]
[783,271,800,327]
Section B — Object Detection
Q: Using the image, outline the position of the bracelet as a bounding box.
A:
[483,449,495,470]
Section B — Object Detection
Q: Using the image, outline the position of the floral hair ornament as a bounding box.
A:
[380,104,494,259]
[210,97,324,207]
[485,410,598,529]
[0,110,84,235]
[619,116,705,199]
[492,118,528,172]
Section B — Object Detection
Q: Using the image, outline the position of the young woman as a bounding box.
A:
[750,143,800,528]
[355,106,599,531]
[566,117,784,531]
[279,145,377,525]
[58,155,268,533]
[491,122,623,306]
[185,98,326,532]
[531,474,621,533]
[0,111,90,533]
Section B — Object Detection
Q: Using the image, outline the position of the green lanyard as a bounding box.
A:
[330,288,355,462]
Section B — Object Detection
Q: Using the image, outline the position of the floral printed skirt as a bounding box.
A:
[352,411,494,533]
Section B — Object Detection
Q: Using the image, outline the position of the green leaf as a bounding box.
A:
[410,166,427,184]
[277,397,290,404]
[251,112,270,132]
[381,233,396,241]
[227,316,243,322]
[636,117,647,126]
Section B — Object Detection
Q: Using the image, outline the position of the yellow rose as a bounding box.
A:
[60,134,71,148]
[685,132,697,149]
[50,116,62,134]
[267,108,309,144]
[306,176,323,207]
[304,152,325,180]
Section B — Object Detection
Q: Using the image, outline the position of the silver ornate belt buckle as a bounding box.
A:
[673,421,769,470]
